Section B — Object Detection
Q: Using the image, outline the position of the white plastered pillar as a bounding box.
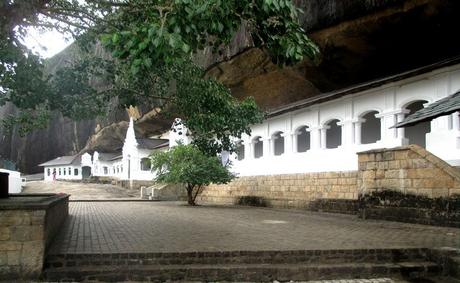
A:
[262,137,270,158]
[320,126,329,149]
[375,110,409,147]
[244,140,252,160]
[337,120,353,147]
[282,132,292,155]
[354,119,363,145]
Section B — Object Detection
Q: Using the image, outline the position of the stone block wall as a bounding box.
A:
[0,209,45,279]
[357,145,460,197]
[0,194,69,280]
[199,171,358,209]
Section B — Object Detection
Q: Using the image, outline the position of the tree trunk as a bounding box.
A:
[186,184,196,206]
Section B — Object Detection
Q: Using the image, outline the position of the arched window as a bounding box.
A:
[235,141,245,161]
[74,168,78,176]
[103,167,108,175]
[405,100,430,148]
[326,119,342,149]
[253,136,263,159]
[361,111,381,144]
[272,131,284,156]
[140,158,151,171]
[296,126,310,152]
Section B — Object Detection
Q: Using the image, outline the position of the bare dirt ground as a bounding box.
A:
[22,181,139,200]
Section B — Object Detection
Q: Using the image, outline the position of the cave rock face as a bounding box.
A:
[2,0,460,173]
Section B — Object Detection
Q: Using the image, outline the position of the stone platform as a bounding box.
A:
[49,201,459,254]
[42,201,460,282]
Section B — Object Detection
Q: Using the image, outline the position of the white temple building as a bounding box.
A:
[40,60,460,181]
[230,61,460,176]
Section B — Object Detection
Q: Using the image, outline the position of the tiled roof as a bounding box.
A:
[38,155,80,167]
[394,91,460,128]
[136,138,169,150]
[268,56,460,118]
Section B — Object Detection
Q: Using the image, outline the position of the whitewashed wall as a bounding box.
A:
[231,63,460,176]
[0,169,23,193]
[43,165,82,181]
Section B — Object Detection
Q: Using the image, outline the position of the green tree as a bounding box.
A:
[1,0,319,135]
[151,144,234,205]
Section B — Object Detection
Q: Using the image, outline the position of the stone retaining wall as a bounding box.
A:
[0,194,69,280]
[200,145,460,212]
[199,171,358,209]
[357,144,460,197]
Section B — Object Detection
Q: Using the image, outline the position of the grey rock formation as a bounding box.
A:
[2,0,460,173]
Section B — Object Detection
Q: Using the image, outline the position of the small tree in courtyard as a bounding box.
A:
[151,144,234,206]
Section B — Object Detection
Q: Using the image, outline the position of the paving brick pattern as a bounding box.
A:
[48,202,460,254]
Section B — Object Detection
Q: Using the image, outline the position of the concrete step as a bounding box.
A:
[45,248,430,268]
[43,261,439,282]
[43,248,441,282]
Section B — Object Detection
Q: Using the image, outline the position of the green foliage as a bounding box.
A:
[151,144,235,205]
[1,0,319,136]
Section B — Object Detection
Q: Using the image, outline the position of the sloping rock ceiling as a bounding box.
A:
[2,0,460,173]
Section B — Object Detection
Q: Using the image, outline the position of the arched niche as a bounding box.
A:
[296,126,310,152]
[361,111,381,144]
[404,100,430,148]
[235,141,245,161]
[253,136,263,159]
[325,119,342,149]
[272,131,285,156]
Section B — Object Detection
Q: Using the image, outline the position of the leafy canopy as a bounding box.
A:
[151,144,235,205]
[1,0,320,137]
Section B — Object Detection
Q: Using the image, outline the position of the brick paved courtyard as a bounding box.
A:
[48,201,460,255]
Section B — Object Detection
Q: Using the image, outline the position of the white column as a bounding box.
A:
[452,112,460,132]
[282,132,292,155]
[309,127,321,150]
[354,121,362,145]
[262,137,270,157]
[338,120,353,147]
[375,110,408,147]
[244,141,252,160]
[291,132,298,153]
[396,113,405,140]
[320,126,329,149]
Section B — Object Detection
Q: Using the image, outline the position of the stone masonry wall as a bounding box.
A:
[357,145,460,197]
[199,171,358,209]
[0,209,45,279]
[0,194,69,280]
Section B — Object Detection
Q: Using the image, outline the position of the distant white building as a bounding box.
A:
[39,153,92,181]
[39,118,169,182]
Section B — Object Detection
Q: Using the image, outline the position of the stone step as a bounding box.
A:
[45,248,430,268]
[43,261,439,282]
